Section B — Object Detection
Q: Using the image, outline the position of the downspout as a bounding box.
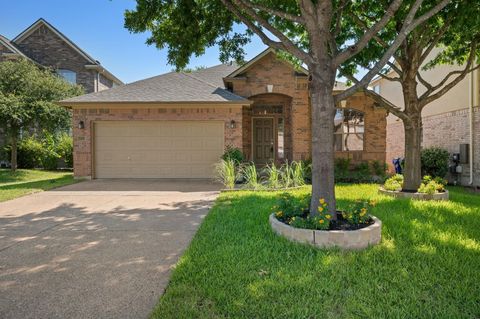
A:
[468,65,476,185]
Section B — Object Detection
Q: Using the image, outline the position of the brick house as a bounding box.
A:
[0,18,123,163]
[61,48,386,179]
[0,18,123,92]
[371,47,479,187]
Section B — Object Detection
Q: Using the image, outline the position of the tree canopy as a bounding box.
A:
[0,59,83,169]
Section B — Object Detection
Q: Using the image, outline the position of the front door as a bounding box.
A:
[253,118,274,164]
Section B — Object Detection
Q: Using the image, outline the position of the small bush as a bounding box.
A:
[215,159,237,189]
[343,200,375,225]
[16,136,43,168]
[371,160,388,176]
[40,132,61,170]
[421,147,449,178]
[221,146,244,164]
[57,133,73,168]
[417,175,446,194]
[383,175,403,191]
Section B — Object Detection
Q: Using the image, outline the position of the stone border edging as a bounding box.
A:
[379,187,449,201]
[269,214,382,250]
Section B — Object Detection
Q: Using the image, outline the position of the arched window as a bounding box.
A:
[334,108,365,151]
[57,69,77,84]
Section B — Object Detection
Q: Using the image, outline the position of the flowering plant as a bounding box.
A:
[343,200,375,225]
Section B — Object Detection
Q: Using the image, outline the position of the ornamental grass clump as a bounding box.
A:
[263,163,282,189]
[214,159,237,189]
[241,163,262,190]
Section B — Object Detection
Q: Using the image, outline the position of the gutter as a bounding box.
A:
[468,65,477,185]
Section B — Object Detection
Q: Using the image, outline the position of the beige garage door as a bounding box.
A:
[94,121,224,178]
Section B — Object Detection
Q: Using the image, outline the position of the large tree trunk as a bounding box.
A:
[309,67,337,218]
[10,134,18,172]
[402,115,422,191]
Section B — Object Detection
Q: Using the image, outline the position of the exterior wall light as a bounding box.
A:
[78,120,85,129]
[340,100,347,108]
[229,120,236,129]
[267,84,273,93]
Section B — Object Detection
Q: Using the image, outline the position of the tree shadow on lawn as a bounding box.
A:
[0,175,74,191]
[0,196,214,318]
[156,189,480,318]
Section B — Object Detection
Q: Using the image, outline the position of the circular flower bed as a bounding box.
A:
[381,174,449,201]
[378,187,449,201]
[270,193,382,250]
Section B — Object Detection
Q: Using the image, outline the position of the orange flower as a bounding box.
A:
[319,219,324,224]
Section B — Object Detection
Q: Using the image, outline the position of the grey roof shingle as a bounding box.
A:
[62,63,246,104]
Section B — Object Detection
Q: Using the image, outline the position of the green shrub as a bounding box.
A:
[371,160,388,176]
[417,175,446,194]
[57,133,73,168]
[418,181,440,195]
[343,200,374,225]
[16,136,43,168]
[215,159,237,189]
[40,132,60,170]
[421,147,449,178]
[221,146,244,164]
[240,163,262,190]
[383,175,403,191]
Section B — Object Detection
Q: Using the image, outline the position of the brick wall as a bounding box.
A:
[14,24,98,93]
[72,106,243,178]
[229,52,387,164]
[386,107,480,186]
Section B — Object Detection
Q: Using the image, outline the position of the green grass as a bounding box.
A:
[152,184,480,318]
[0,169,78,202]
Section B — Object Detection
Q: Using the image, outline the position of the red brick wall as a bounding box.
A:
[229,52,387,164]
[72,106,243,178]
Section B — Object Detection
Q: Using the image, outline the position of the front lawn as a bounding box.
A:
[0,169,77,202]
[152,184,480,318]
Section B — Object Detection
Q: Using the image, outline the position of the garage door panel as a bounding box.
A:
[94,121,224,178]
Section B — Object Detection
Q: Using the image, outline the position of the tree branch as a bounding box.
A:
[387,61,403,76]
[419,19,451,64]
[342,72,408,120]
[334,0,451,103]
[420,41,480,107]
[231,0,313,64]
[334,0,404,66]
[241,1,304,24]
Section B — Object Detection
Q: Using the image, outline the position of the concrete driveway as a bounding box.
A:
[0,179,220,319]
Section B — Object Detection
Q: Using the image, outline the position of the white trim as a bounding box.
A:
[85,64,124,86]
[226,48,309,78]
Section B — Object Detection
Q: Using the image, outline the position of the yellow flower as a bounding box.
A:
[318,206,324,212]
[326,215,331,220]
[319,198,325,205]
[276,211,283,217]
[360,211,366,217]
[361,208,367,214]
[319,219,324,224]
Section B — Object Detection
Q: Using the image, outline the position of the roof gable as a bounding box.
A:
[0,35,27,57]
[227,48,309,78]
[13,18,98,65]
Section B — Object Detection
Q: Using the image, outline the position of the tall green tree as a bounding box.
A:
[342,0,479,190]
[0,59,83,171]
[125,0,449,216]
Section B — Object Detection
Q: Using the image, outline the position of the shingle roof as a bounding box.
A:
[61,64,247,104]
[0,35,27,57]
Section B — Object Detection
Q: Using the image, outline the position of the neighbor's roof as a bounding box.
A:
[0,35,28,58]
[61,64,249,105]
[13,18,123,85]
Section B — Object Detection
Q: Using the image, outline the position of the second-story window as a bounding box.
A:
[57,69,77,84]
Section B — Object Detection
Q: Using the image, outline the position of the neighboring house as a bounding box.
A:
[61,48,387,179]
[0,18,123,92]
[371,48,479,186]
[0,18,123,163]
